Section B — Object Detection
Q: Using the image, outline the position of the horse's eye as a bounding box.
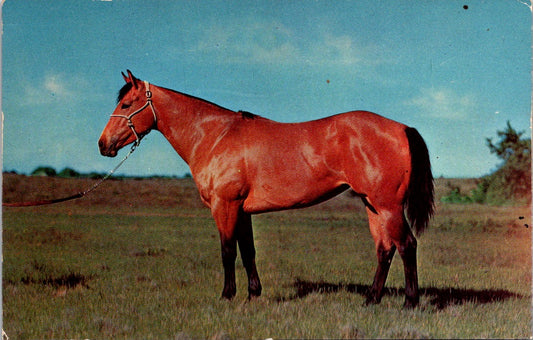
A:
[121,102,132,109]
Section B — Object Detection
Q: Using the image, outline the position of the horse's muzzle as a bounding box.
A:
[98,138,118,157]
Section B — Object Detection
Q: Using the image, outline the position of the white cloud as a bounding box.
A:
[194,19,299,65]
[406,87,476,120]
[193,18,383,68]
[305,34,371,66]
[324,35,361,65]
[22,73,76,106]
[43,74,73,98]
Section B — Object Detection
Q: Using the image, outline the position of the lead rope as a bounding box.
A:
[80,143,137,196]
[3,81,157,207]
[3,132,138,207]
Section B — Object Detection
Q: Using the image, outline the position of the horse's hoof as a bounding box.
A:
[247,286,262,300]
[402,298,419,309]
[221,289,236,301]
[363,296,381,306]
[247,291,262,301]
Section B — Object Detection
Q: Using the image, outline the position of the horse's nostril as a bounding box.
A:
[98,139,106,151]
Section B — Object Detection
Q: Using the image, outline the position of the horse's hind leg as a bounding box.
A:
[236,212,262,299]
[365,208,396,305]
[366,245,396,305]
[365,205,419,308]
[396,216,419,308]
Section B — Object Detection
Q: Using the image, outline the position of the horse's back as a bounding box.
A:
[239,111,411,213]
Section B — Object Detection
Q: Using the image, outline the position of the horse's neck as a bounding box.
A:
[153,87,235,165]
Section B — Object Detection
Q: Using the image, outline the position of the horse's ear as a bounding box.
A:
[122,71,129,83]
[126,69,139,89]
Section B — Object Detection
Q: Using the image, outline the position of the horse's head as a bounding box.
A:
[98,70,157,157]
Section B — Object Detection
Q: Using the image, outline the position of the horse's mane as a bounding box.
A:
[116,82,261,120]
[163,87,263,120]
[238,110,258,120]
[117,82,133,103]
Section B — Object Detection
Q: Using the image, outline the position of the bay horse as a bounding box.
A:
[98,70,434,308]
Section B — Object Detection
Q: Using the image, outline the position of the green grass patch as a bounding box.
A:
[3,177,531,338]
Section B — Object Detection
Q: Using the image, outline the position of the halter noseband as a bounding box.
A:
[110,80,157,148]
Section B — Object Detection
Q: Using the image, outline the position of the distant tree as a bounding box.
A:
[58,167,80,178]
[87,172,105,179]
[441,182,472,204]
[441,121,531,205]
[31,166,57,177]
[478,121,531,204]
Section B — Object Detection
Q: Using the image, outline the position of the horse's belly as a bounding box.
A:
[242,179,349,214]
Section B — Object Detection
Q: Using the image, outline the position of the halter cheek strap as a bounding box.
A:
[110,80,157,148]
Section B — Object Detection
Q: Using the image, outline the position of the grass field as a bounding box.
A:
[2,174,531,339]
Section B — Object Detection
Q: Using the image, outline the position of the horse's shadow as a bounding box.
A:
[278,278,524,310]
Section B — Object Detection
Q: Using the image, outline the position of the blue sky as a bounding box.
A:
[2,0,531,178]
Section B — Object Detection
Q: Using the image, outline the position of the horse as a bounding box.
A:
[98,70,434,308]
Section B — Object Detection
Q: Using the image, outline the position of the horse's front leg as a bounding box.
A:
[212,198,262,300]
[236,212,262,299]
[211,199,241,300]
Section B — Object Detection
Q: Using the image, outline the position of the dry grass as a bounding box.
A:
[3,174,531,338]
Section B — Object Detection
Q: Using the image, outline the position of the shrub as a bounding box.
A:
[31,166,57,177]
[442,121,531,205]
[482,121,531,204]
[57,167,81,178]
[441,183,472,204]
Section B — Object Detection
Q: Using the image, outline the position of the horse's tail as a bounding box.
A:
[405,127,435,235]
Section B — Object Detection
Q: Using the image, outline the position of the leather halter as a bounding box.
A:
[110,80,157,148]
